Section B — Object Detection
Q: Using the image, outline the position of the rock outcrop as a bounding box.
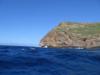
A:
[40,22,100,48]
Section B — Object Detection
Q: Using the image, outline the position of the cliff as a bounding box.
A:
[40,22,100,48]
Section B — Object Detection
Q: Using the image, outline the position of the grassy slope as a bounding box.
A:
[55,22,100,38]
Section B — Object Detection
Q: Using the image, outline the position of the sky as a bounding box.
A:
[0,0,100,46]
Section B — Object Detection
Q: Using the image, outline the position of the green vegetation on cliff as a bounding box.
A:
[40,22,100,48]
[55,22,100,38]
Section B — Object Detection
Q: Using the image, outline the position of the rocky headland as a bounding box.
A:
[40,22,100,48]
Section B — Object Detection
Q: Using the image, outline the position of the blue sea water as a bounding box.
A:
[0,46,100,75]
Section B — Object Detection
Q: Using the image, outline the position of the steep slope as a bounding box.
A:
[40,22,100,48]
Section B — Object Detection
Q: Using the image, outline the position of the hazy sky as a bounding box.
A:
[0,0,100,46]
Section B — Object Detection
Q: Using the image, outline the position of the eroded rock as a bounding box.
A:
[40,22,100,48]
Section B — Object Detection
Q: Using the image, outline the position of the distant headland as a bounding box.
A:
[40,22,100,48]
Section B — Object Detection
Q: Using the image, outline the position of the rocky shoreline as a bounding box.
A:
[40,22,100,48]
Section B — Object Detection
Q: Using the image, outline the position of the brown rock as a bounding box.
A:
[40,22,100,48]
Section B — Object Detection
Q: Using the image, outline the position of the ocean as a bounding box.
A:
[0,46,100,75]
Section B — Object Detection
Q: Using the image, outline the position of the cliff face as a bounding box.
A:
[40,22,100,48]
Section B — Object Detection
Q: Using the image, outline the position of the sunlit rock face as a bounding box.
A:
[40,22,100,48]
